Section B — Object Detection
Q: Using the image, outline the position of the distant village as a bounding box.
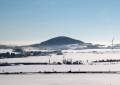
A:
[0,47,63,59]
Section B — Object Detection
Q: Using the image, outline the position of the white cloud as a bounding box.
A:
[0,40,40,46]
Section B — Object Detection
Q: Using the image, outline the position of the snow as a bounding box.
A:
[0,74,120,85]
[1,49,120,85]
[1,49,120,73]
[0,49,13,53]
[1,64,120,73]
[1,49,120,63]
[62,49,120,53]
[0,56,51,63]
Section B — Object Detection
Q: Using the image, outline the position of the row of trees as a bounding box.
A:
[0,52,25,59]
[93,59,120,63]
[63,59,83,65]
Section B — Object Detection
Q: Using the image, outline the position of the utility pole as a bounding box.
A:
[112,37,114,50]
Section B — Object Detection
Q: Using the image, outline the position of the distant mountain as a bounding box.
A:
[30,36,86,50]
[0,45,15,49]
[0,36,104,50]
[40,36,84,46]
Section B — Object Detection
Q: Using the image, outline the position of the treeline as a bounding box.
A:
[0,52,25,59]
[0,51,53,59]
[63,59,83,65]
[0,60,83,66]
[93,59,120,63]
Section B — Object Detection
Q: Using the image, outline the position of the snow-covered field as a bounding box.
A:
[0,49,13,53]
[1,64,120,73]
[1,49,120,85]
[0,74,119,85]
[1,49,120,63]
[0,49,120,73]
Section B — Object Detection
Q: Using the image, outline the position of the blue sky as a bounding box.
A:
[0,0,120,45]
